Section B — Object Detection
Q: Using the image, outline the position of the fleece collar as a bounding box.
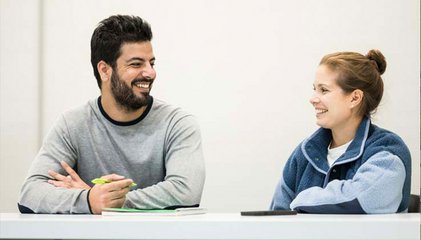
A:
[301,117,371,174]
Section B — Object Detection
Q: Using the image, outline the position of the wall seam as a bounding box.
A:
[37,0,44,147]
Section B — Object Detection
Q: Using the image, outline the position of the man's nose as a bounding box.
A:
[141,64,156,79]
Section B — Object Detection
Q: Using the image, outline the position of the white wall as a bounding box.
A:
[0,0,41,212]
[1,0,419,212]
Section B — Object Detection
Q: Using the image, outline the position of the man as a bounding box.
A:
[18,15,205,214]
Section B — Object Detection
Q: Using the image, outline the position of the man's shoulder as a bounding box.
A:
[151,98,192,119]
[60,98,98,124]
[150,98,199,129]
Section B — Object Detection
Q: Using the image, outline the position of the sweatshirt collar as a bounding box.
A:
[301,117,371,174]
[97,96,153,126]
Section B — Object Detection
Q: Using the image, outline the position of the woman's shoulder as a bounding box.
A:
[365,124,410,158]
[368,124,407,146]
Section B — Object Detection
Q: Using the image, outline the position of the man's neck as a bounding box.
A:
[100,92,146,122]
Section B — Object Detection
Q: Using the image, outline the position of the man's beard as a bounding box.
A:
[110,71,152,112]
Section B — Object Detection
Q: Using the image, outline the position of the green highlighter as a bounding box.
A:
[91,178,137,187]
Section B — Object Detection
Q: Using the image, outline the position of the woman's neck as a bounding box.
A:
[330,116,363,148]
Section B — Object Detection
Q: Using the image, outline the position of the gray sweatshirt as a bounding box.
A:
[18,97,205,213]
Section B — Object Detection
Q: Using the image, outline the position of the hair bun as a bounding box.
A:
[366,49,386,75]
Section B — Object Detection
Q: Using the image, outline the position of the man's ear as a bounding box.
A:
[350,89,364,109]
[97,60,112,84]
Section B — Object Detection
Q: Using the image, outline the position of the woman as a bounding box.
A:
[270,50,411,214]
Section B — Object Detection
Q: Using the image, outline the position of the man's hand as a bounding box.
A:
[48,161,91,190]
[89,174,134,214]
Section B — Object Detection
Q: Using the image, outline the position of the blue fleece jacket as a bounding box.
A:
[270,117,411,214]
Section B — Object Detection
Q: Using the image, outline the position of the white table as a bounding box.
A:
[0,212,419,239]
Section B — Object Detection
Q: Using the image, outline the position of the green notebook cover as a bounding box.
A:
[103,208,176,213]
[102,207,207,216]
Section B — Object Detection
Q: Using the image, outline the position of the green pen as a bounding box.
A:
[91,178,137,187]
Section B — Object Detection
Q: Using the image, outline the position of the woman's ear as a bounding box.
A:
[350,89,364,109]
[97,60,112,83]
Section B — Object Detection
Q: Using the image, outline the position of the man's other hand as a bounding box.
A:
[48,160,90,190]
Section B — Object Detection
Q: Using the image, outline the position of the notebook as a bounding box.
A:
[101,207,207,216]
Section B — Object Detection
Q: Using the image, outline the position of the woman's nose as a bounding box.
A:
[309,94,319,105]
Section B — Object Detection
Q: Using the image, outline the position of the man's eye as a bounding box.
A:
[130,63,141,67]
[321,88,328,93]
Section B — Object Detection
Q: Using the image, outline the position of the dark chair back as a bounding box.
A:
[408,194,420,213]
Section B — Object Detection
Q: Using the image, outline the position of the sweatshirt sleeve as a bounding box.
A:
[270,148,299,210]
[18,115,91,214]
[270,177,296,210]
[290,151,406,214]
[123,115,205,209]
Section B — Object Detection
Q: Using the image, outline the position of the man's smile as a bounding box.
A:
[132,80,152,92]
